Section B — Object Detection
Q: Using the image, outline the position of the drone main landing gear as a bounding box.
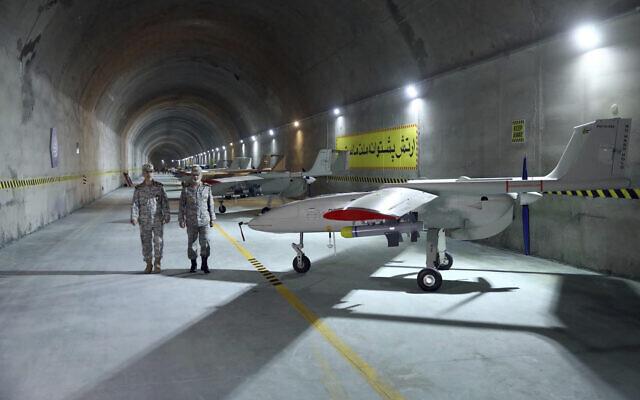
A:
[434,228,453,270]
[417,228,453,292]
[291,232,311,273]
[218,201,227,214]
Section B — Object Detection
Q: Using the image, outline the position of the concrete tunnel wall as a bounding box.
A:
[1,1,639,277]
[0,39,122,244]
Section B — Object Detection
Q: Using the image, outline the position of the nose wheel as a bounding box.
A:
[218,203,227,213]
[417,268,442,291]
[291,232,310,273]
[292,255,311,273]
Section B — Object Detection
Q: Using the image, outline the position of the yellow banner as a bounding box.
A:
[336,124,418,169]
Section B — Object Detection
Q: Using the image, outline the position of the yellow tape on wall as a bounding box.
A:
[336,124,418,169]
[544,188,640,199]
[0,169,127,190]
[328,176,409,184]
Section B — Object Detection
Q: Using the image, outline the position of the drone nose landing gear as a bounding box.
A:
[291,232,311,273]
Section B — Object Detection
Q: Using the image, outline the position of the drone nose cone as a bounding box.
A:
[247,216,259,229]
[247,214,272,232]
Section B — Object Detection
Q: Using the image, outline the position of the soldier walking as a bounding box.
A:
[179,165,215,273]
[131,163,170,273]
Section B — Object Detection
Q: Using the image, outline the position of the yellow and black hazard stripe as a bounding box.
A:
[328,176,409,184]
[0,169,130,191]
[544,188,640,199]
[0,175,78,189]
[247,258,282,286]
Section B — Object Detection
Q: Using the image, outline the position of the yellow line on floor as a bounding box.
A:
[213,223,405,400]
[313,345,350,400]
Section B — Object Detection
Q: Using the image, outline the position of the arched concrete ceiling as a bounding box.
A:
[126,98,234,151]
[7,0,639,162]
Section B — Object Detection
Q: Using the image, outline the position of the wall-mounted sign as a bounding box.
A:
[512,119,526,143]
[335,124,418,169]
[50,128,59,168]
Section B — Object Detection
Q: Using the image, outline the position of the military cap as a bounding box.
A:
[142,163,154,173]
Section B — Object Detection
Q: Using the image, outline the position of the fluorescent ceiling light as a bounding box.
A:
[405,84,418,99]
[574,24,600,50]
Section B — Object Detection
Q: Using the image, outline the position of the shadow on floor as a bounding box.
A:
[0,269,265,281]
[6,246,639,399]
[109,219,133,224]
[0,270,143,276]
[456,267,599,277]
[353,273,640,398]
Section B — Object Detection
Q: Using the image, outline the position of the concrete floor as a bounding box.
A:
[1,176,639,400]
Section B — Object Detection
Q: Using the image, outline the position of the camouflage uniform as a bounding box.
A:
[179,182,215,259]
[131,180,170,262]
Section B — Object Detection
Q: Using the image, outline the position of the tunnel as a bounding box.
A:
[1,1,640,399]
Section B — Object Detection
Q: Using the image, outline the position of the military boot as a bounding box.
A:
[190,259,197,273]
[144,260,153,274]
[201,256,210,274]
[153,258,162,273]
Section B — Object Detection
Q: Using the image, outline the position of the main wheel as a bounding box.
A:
[261,207,271,214]
[292,255,311,273]
[218,205,227,214]
[417,268,442,292]
[434,253,453,270]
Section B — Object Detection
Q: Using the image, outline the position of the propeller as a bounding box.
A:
[521,157,530,255]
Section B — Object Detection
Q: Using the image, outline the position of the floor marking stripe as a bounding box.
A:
[313,345,350,400]
[213,224,404,400]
